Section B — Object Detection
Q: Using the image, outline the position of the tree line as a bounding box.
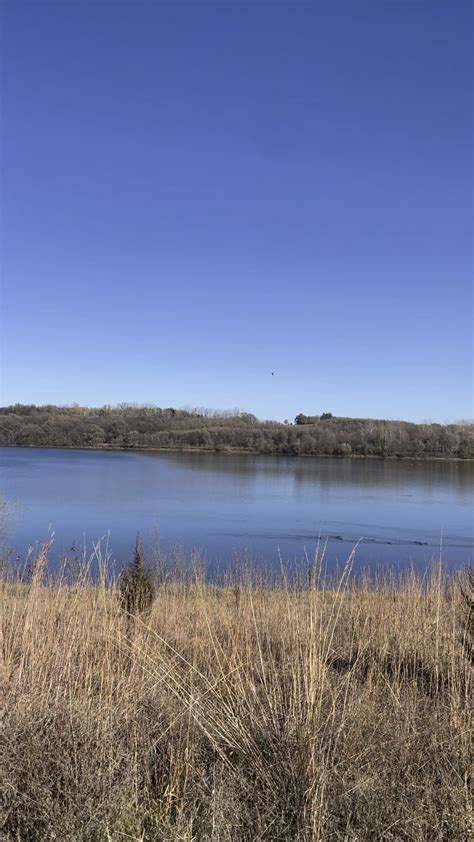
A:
[0,404,472,459]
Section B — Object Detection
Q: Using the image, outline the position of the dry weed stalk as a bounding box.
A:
[1,542,472,840]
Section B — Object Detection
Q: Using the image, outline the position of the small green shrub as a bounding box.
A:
[119,534,155,615]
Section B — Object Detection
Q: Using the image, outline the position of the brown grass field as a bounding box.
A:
[1,542,472,840]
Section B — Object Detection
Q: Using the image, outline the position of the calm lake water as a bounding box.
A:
[1,447,473,573]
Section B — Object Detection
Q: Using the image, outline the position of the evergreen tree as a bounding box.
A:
[119,534,155,615]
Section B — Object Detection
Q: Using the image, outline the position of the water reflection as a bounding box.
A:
[1,447,472,570]
[152,451,473,495]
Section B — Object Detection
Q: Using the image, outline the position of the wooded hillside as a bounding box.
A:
[0,404,472,458]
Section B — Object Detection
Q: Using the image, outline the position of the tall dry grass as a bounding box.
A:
[1,542,472,840]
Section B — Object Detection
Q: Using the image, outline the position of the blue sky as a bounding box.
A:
[1,0,472,422]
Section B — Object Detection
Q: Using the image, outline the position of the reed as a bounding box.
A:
[1,543,472,840]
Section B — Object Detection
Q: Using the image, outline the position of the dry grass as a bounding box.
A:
[1,543,472,840]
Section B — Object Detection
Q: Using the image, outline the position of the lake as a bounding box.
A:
[1,447,473,574]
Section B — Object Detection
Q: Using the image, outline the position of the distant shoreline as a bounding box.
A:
[2,443,472,463]
[2,406,472,460]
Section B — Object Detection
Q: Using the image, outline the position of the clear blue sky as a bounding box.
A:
[1,0,472,422]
